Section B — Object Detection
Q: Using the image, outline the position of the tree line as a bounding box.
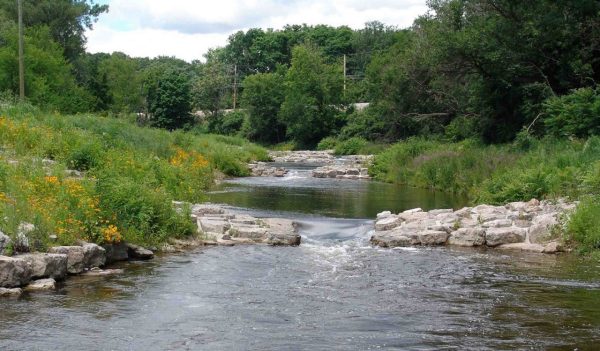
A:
[0,0,599,147]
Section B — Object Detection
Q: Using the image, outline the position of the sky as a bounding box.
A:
[86,0,429,62]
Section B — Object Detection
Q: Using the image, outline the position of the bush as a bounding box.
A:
[544,87,600,138]
[334,137,368,155]
[207,110,247,136]
[567,197,600,253]
[317,137,338,151]
[444,115,481,142]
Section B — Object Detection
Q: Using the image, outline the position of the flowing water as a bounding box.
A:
[1,164,599,350]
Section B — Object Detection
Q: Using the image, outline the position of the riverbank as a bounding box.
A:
[0,103,268,253]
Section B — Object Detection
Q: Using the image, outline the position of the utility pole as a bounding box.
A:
[232,64,237,110]
[343,54,346,96]
[18,0,25,101]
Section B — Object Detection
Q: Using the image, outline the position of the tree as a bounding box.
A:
[242,70,286,144]
[147,69,193,130]
[279,44,344,147]
[192,59,231,117]
[0,0,108,62]
[0,22,93,112]
[99,52,144,113]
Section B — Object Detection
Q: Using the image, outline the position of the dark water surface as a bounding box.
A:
[1,166,599,350]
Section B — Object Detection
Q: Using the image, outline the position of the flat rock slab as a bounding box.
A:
[194,205,301,246]
[80,268,124,277]
[25,278,56,291]
[0,287,23,296]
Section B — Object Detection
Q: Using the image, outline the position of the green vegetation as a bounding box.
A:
[0,1,599,253]
[0,102,267,250]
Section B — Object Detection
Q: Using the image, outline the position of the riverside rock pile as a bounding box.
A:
[248,162,288,177]
[312,166,370,180]
[192,204,301,246]
[371,199,576,253]
[0,240,154,296]
[269,150,336,164]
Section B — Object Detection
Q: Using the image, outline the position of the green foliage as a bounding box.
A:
[279,43,344,147]
[242,71,286,144]
[316,137,338,151]
[544,88,600,138]
[147,69,193,130]
[192,59,230,117]
[334,137,368,155]
[207,110,247,136]
[567,196,600,253]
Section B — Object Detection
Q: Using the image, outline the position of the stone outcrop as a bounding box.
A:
[17,253,68,280]
[48,246,85,274]
[0,256,32,288]
[248,162,288,177]
[0,231,10,255]
[193,204,301,246]
[312,166,370,180]
[371,199,573,254]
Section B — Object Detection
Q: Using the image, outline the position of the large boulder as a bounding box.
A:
[485,227,526,247]
[0,231,11,255]
[448,228,486,247]
[418,230,450,245]
[82,243,106,268]
[529,213,559,244]
[102,242,129,264]
[370,231,413,248]
[48,246,85,274]
[0,287,22,296]
[17,253,67,280]
[0,256,32,288]
[126,244,154,260]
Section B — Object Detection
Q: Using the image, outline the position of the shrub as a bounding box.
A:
[544,87,600,138]
[567,197,600,253]
[317,137,338,151]
[334,137,368,155]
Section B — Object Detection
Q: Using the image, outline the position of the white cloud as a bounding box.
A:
[86,0,428,62]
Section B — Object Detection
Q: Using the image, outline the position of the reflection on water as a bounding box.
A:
[0,165,598,350]
[208,170,468,218]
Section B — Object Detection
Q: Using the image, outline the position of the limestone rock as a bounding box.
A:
[82,243,106,268]
[0,287,22,296]
[48,246,85,274]
[126,243,154,260]
[448,228,486,247]
[542,241,563,254]
[198,218,230,235]
[418,230,450,245]
[485,227,526,247]
[374,216,402,231]
[529,213,559,244]
[80,268,124,276]
[496,243,544,253]
[0,256,32,288]
[25,278,56,291]
[102,242,129,264]
[0,231,10,255]
[17,253,67,280]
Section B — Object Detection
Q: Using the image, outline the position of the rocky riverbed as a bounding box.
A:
[371,198,575,253]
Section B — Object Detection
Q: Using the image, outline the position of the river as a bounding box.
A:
[1,164,599,350]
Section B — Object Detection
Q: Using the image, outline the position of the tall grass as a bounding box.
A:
[0,103,267,250]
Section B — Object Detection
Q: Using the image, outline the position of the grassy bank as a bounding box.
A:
[0,103,268,252]
[370,137,600,253]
